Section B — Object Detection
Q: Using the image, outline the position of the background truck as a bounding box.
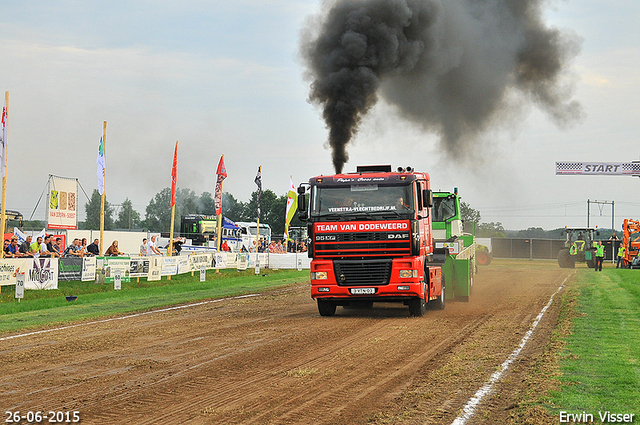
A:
[297,165,473,317]
[432,190,477,302]
[622,219,640,268]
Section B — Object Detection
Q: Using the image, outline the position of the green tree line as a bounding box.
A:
[82,188,305,236]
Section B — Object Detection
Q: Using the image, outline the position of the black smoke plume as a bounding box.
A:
[301,0,582,173]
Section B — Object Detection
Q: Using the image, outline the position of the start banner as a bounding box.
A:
[556,161,640,176]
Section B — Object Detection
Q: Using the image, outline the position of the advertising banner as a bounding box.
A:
[129,257,150,278]
[189,253,214,271]
[47,175,78,229]
[95,256,131,283]
[58,257,83,281]
[25,257,58,290]
[148,257,162,281]
[82,256,96,281]
[177,256,190,275]
[0,258,27,286]
[161,257,178,276]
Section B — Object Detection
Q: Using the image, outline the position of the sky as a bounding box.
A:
[0,0,638,232]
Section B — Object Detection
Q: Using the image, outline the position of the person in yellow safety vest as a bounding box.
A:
[569,241,578,255]
[616,244,626,269]
[595,241,605,272]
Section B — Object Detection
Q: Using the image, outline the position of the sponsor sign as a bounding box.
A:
[189,253,214,271]
[129,257,150,278]
[82,257,96,281]
[25,257,58,290]
[47,175,78,229]
[314,220,410,233]
[161,257,179,276]
[95,257,131,283]
[148,257,162,281]
[58,257,83,281]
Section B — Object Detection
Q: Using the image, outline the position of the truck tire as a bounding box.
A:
[476,251,492,266]
[557,248,575,269]
[430,285,445,310]
[408,297,427,317]
[586,258,596,268]
[317,299,336,317]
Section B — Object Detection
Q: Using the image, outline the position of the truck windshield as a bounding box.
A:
[432,196,457,222]
[311,184,414,218]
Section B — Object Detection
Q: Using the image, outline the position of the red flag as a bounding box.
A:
[215,155,226,215]
[216,155,227,179]
[170,141,178,207]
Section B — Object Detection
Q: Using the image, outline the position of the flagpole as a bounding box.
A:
[256,166,261,253]
[216,154,224,252]
[0,91,8,258]
[100,121,106,254]
[168,141,179,280]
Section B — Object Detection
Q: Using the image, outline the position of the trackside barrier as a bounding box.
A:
[490,238,618,261]
[0,252,311,289]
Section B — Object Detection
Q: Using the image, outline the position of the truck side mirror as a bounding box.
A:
[422,189,433,208]
[297,186,308,220]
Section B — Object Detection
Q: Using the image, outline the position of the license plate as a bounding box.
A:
[349,287,376,295]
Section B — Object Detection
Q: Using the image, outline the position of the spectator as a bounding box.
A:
[64,238,82,257]
[139,238,147,256]
[30,236,45,257]
[51,237,63,257]
[87,239,100,256]
[79,238,89,256]
[19,236,34,257]
[44,236,60,258]
[172,236,186,255]
[268,241,276,253]
[3,239,11,257]
[147,235,162,256]
[7,237,23,257]
[104,240,123,256]
[221,240,230,252]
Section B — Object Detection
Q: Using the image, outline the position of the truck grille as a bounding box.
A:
[315,232,411,258]
[333,259,393,286]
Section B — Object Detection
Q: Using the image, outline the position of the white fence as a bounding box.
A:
[0,252,311,289]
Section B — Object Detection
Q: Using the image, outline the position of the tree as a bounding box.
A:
[477,222,506,238]
[84,189,114,230]
[143,188,171,232]
[198,191,215,215]
[114,198,141,230]
[222,192,245,222]
[142,187,202,232]
[460,201,481,224]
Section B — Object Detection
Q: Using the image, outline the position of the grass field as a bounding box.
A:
[547,266,640,417]
[0,269,309,334]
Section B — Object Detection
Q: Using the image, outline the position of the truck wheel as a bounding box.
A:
[476,251,492,266]
[586,258,596,268]
[430,286,445,310]
[557,248,575,269]
[408,297,427,317]
[317,299,336,317]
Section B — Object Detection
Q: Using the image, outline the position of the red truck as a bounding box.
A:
[297,165,445,317]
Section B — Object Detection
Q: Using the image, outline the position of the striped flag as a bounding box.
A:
[214,155,226,215]
[96,137,105,195]
[254,166,262,219]
[170,141,178,207]
[284,176,298,241]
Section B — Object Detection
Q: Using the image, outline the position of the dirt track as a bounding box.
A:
[1,260,572,424]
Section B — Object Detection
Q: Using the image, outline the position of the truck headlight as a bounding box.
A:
[399,270,418,278]
[311,271,328,280]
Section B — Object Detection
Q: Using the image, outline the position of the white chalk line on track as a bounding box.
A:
[0,293,264,342]
[450,272,574,425]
